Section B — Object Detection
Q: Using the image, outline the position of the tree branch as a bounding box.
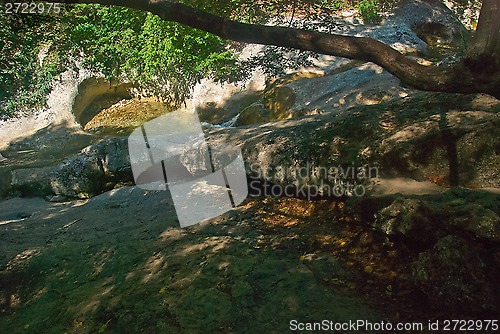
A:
[59,0,500,98]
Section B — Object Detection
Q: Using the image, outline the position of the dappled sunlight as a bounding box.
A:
[0,218,25,225]
[0,119,96,169]
[168,269,204,291]
[0,0,497,329]
[89,248,115,279]
[141,252,165,283]
[41,213,59,221]
[382,120,436,144]
[173,236,231,258]
[159,227,189,242]
[70,277,118,323]
[358,62,384,74]
[5,248,41,271]
[2,186,493,331]
[70,200,89,208]
[8,292,21,309]
[367,177,444,196]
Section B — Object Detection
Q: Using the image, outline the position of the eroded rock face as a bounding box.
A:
[234,103,268,126]
[395,0,467,44]
[6,94,498,199]
[73,78,134,127]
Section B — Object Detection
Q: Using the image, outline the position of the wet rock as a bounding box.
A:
[285,64,410,117]
[412,235,499,313]
[262,86,296,119]
[235,103,269,126]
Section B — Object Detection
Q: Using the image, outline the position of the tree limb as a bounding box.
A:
[59,0,500,98]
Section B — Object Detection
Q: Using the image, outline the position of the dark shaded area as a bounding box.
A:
[0,189,390,333]
[439,111,459,186]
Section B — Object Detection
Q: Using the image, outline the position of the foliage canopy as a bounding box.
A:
[0,0,484,119]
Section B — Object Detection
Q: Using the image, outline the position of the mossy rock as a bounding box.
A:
[263,85,296,120]
[235,103,269,126]
[236,86,296,126]
[412,235,499,313]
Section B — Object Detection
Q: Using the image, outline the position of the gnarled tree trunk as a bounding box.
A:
[60,0,500,98]
[465,0,500,74]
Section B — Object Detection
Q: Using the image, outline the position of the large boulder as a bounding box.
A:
[195,0,465,128]
[234,103,269,126]
[395,0,468,45]
[282,64,412,118]
[49,137,132,198]
[378,109,500,188]
[412,235,500,313]
[235,85,298,126]
[346,187,500,314]
[207,94,499,192]
[346,188,500,244]
[10,167,53,197]
[262,85,296,119]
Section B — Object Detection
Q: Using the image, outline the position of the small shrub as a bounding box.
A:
[357,0,380,23]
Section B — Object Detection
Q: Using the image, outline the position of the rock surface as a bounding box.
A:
[348,187,500,243]
[188,0,466,127]
[0,0,498,327]
[412,235,499,313]
[0,190,390,333]
[208,94,499,191]
[72,78,134,126]
[346,187,500,313]
[10,167,53,197]
[12,93,493,199]
[0,62,90,151]
[49,137,132,198]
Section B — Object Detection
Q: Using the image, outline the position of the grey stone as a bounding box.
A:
[349,188,500,243]
[412,235,499,313]
[207,102,499,192]
[49,137,132,198]
[11,167,53,197]
[48,195,68,202]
